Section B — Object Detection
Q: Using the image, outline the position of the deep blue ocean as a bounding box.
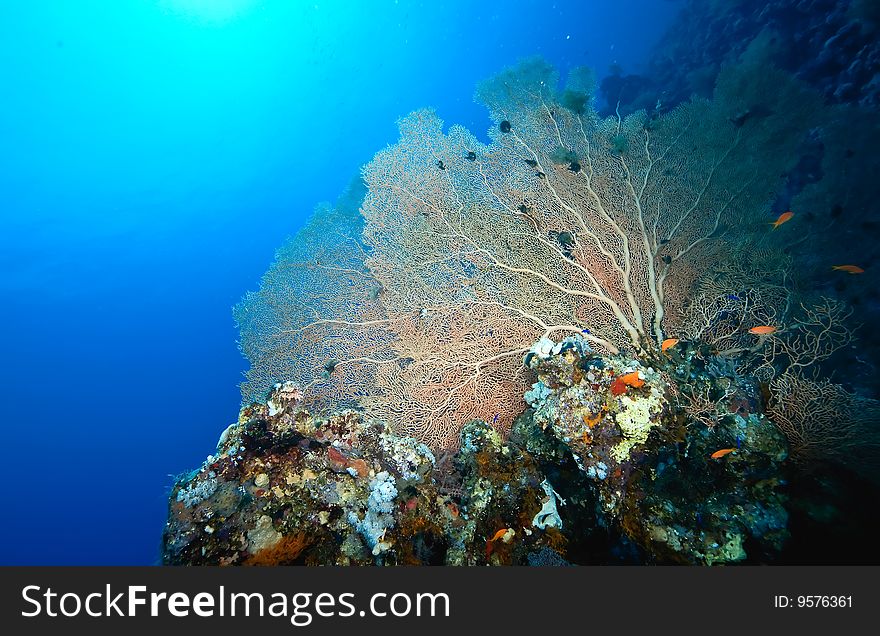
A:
[0,1,682,564]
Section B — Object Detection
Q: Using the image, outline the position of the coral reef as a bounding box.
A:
[164,334,791,566]
[163,381,444,565]
[606,0,880,115]
[602,0,880,404]
[523,334,789,564]
[210,32,879,565]
[162,380,579,565]
[236,52,827,452]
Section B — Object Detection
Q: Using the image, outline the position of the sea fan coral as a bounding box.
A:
[237,51,828,451]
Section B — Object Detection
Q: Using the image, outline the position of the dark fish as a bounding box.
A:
[568,161,581,172]
[536,171,546,179]
[729,103,773,128]
[466,151,476,161]
[500,120,512,133]
[730,111,750,127]
[368,286,383,300]
[659,238,669,245]
[437,160,445,170]
[524,159,538,168]
[661,255,672,264]
[519,203,532,214]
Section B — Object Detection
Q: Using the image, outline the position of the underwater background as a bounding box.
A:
[0,0,679,565]
[3,0,879,565]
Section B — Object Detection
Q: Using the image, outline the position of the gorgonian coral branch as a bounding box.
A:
[237,55,828,450]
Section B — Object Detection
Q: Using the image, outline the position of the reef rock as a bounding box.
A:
[164,340,791,566]
[524,334,790,564]
[163,381,448,565]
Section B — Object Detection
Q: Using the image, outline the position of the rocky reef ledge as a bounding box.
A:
[162,335,789,566]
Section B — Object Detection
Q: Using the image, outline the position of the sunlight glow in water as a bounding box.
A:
[161,0,259,24]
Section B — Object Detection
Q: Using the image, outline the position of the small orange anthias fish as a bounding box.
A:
[770,210,794,229]
[661,337,679,352]
[610,371,645,395]
[486,528,511,558]
[711,448,736,459]
[620,371,645,386]
[832,265,865,274]
[748,325,777,335]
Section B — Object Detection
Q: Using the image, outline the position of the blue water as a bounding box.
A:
[0,0,681,564]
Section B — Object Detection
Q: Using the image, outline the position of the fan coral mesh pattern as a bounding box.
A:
[237,53,825,451]
[234,180,396,410]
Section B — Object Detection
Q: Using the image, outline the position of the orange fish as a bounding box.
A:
[661,338,679,352]
[748,325,777,335]
[620,371,645,387]
[770,211,794,229]
[710,448,736,459]
[489,528,509,542]
[832,265,865,274]
[610,371,645,395]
